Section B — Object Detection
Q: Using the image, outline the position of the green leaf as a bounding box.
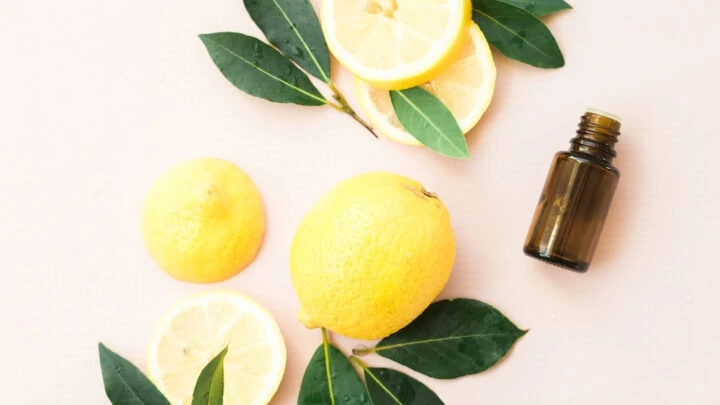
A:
[192,347,228,405]
[98,343,171,405]
[199,32,327,106]
[298,330,371,405]
[495,0,571,17]
[364,367,444,405]
[372,299,527,379]
[243,0,331,82]
[472,0,565,68]
[390,87,468,159]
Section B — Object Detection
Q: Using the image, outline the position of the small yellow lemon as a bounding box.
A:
[290,172,456,340]
[141,158,265,283]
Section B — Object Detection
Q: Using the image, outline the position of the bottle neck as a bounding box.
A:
[569,110,621,164]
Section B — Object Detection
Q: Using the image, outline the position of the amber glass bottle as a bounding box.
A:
[523,109,622,272]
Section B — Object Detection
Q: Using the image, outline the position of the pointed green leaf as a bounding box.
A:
[472,0,565,68]
[243,0,331,82]
[298,334,371,405]
[191,347,228,405]
[390,87,469,159]
[199,32,327,106]
[495,0,571,17]
[373,299,527,379]
[98,343,171,405]
[364,367,444,405]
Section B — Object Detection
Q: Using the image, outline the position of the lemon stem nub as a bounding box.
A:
[422,187,438,198]
[352,345,373,356]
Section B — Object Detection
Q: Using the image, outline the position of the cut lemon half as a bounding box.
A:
[355,22,496,145]
[147,291,286,405]
[321,0,472,90]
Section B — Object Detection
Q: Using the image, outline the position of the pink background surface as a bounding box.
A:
[2,0,719,403]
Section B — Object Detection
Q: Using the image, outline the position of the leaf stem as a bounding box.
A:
[349,356,368,370]
[351,357,404,405]
[328,82,378,138]
[321,328,336,405]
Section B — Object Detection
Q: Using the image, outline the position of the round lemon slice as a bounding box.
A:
[355,22,496,145]
[321,0,471,90]
[147,291,286,405]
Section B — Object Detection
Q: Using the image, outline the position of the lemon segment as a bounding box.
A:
[141,158,265,284]
[147,290,286,405]
[290,172,456,340]
[321,0,472,90]
[355,23,496,145]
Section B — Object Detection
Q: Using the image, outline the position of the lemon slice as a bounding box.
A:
[147,291,286,405]
[355,23,496,145]
[321,0,471,90]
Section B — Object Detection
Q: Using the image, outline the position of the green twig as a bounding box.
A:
[327,82,378,138]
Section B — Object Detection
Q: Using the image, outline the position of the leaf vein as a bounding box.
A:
[394,90,464,155]
[111,368,145,405]
[208,361,223,404]
[322,330,336,405]
[203,36,327,104]
[375,332,514,352]
[473,7,552,58]
[269,0,330,82]
[365,368,403,405]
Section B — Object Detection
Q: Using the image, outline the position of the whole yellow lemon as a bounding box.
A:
[290,172,456,340]
[141,158,265,283]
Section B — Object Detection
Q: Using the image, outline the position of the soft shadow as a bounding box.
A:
[588,138,642,270]
[527,129,643,296]
[465,104,494,154]
[268,320,303,404]
[466,51,509,153]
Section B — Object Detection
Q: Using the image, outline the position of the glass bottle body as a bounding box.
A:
[524,110,622,272]
[524,152,619,272]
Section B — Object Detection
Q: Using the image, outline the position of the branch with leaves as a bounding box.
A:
[97,299,525,404]
[199,0,376,138]
[198,0,570,159]
[298,299,527,404]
